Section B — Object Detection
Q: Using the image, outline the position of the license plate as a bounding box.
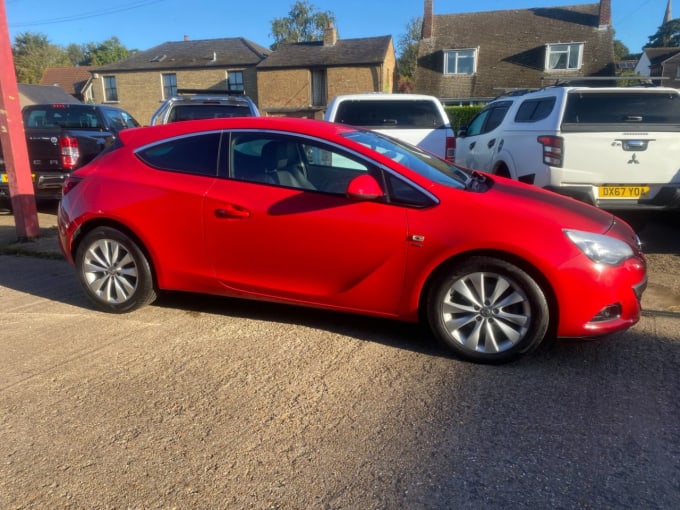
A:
[0,173,36,183]
[598,185,650,199]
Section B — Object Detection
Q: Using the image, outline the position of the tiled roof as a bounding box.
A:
[643,47,680,66]
[93,38,271,72]
[257,36,392,69]
[39,66,92,95]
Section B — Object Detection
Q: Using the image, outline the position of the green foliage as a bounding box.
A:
[270,1,335,50]
[646,19,680,47]
[445,105,484,131]
[11,32,134,85]
[12,32,71,84]
[397,17,421,80]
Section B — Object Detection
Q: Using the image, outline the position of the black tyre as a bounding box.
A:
[75,226,157,313]
[427,256,549,364]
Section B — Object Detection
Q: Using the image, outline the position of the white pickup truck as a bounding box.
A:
[324,93,455,162]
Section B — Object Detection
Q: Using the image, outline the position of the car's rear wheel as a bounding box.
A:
[427,256,549,364]
[76,226,156,313]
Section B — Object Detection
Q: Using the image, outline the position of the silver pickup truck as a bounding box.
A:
[324,93,455,162]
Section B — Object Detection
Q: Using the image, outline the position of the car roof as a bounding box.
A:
[119,117,357,146]
[330,93,443,102]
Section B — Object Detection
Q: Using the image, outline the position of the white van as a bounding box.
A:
[455,85,680,210]
[324,93,456,162]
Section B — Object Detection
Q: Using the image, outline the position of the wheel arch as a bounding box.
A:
[71,218,159,288]
[418,249,559,335]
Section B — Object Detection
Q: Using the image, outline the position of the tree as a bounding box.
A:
[81,37,134,66]
[646,19,680,48]
[12,32,70,84]
[396,17,421,92]
[270,1,335,50]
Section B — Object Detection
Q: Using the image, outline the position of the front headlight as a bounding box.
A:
[564,229,634,266]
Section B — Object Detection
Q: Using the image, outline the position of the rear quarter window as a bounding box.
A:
[136,132,221,176]
[515,97,556,122]
[334,100,446,129]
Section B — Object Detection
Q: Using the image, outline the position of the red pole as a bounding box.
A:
[0,0,39,240]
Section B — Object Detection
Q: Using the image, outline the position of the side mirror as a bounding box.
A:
[346,174,384,201]
[457,126,468,138]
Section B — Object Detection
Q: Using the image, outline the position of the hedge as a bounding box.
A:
[444,105,484,131]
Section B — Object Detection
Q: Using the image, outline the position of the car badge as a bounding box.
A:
[628,154,640,165]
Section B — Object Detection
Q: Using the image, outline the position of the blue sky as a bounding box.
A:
[4,0,672,55]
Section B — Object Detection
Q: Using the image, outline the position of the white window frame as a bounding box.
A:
[161,73,177,99]
[443,48,478,76]
[545,43,584,71]
[102,75,118,102]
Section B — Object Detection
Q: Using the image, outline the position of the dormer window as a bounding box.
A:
[545,43,584,71]
[444,48,477,75]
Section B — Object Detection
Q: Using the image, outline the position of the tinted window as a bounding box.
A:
[515,97,556,122]
[169,104,252,122]
[334,100,445,129]
[137,133,221,176]
[465,102,510,135]
[563,92,680,124]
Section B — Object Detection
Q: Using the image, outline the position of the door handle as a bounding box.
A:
[469,142,476,150]
[487,138,496,148]
[214,204,251,219]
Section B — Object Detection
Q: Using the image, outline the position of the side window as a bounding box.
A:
[465,110,490,137]
[515,97,556,122]
[136,132,221,176]
[465,102,510,136]
[231,133,369,194]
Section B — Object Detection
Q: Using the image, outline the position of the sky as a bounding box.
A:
[3,0,673,55]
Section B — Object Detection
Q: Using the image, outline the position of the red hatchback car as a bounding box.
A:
[58,117,646,363]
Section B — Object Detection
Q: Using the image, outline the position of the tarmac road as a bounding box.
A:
[1,207,679,508]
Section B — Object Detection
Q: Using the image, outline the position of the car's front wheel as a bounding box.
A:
[75,226,157,313]
[427,256,549,364]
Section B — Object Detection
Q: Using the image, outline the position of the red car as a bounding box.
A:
[58,117,646,363]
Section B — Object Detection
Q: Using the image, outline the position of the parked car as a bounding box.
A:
[150,90,260,125]
[0,103,139,207]
[324,93,455,162]
[58,117,646,364]
[455,84,680,210]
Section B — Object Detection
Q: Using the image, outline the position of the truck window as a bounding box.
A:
[563,92,680,125]
[334,100,446,129]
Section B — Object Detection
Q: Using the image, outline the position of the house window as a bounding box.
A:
[103,76,118,102]
[444,48,477,75]
[311,69,327,106]
[227,71,244,92]
[162,73,177,98]
[545,43,583,71]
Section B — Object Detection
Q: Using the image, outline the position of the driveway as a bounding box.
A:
[1,208,679,508]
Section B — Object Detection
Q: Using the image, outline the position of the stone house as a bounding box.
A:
[416,0,615,104]
[89,37,271,124]
[256,25,396,118]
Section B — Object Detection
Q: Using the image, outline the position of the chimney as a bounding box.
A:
[323,23,337,46]
[598,0,611,28]
[184,35,189,41]
[422,0,433,39]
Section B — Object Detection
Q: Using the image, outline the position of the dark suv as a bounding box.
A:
[150,90,259,125]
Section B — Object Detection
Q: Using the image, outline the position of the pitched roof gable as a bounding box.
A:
[39,66,93,95]
[93,37,271,72]
[643,47,680,66]
[257,35,392,69]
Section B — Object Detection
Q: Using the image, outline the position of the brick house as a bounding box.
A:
[89,37,271,123]
[416,0,615,103]
[256,25,396,118]
[39,66,94,102]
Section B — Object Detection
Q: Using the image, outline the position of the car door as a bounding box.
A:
[203,132,410,316]
[457,101,512,171]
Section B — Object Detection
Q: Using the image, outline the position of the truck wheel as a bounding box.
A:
[426,256,549,364]
[76,226,157,313]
